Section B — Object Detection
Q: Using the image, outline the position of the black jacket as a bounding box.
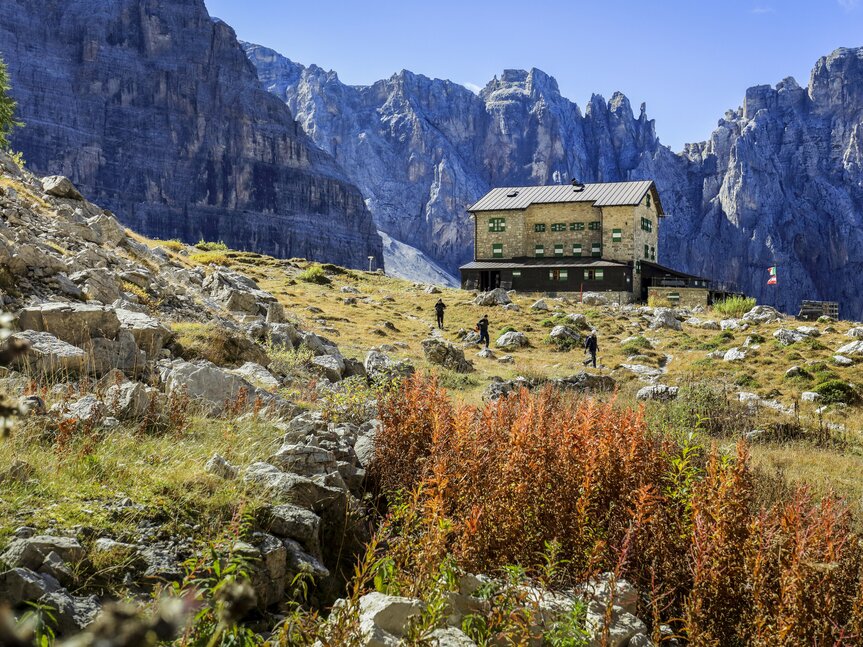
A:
[434,301,446,314]
[477,318,489,333]
[584,335,598,353]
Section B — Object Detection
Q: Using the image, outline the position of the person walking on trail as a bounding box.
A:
[434,298,447,329]
[476,314,490,349]
[584,331,598,368]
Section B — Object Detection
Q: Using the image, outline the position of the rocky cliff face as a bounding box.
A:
[0,0,382,270]
[247,44,863,318]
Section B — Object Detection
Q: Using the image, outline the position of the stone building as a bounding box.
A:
[460,180,713,304]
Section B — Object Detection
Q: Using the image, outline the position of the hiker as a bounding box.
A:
[434,298,446,329]
[584,331,598,368]
[476,314,490,349]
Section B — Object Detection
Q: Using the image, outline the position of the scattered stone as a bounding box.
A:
[649,308,682,331]
[785,366,805,378]
[495,331,529,350]
[264,504,322,557]
[476,348,496,359]
[18,302,122,346]
[743,305,783,323]
[833,355,854,366]
[268,444,338,477]
[846,327,863,339]
[364,351,414,383]
[11,330,87,375]
[837,340,863,356]
[311,354,345,382]
[548,325,581,348]
[424,285,441,294]
[636,384,679,401]
[720,319,747,331]
[797,325,820,337]
[503,303,520,311]
[41,175,84,200]
[774,328,807,346]
[421,338,474,373]
[116,309,172,358]
[204,453,239,480]
[230,362,280,390]
[530,299,549,311]
[723,347,747,362]
[473,288,510,306]
[358,591,424,644]
[1,535,85,571]
[801,391,822,402]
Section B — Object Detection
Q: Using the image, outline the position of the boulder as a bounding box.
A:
[723,347,747,362]
[473,288,511,306]
[565,313,591,329]
[495,331,529,350]
[743,305,783,323]
[833,355,854,366]
[530,299,549,311]
[476,348,496,359]
[0,568,61,606]
[234,533,286,609]
[204,453,239,480]
[649,308,682,331]
[116,309,172,358]
[774,328,807,346]
[358,591,424,644]
[11,331,86,375]
[38,589,101,634]
[548,325,581,347]
[424,285,441,294]
[104,381,155,419]
[846,327,863,339]
[230,362,280,390]
[268,444,338,477]
[837,340,863,356]
[70,268,122,304]
[53,395,102,423]
[636,384,679,401]
[364,351,414,383]
[202,269,275,314]
[801,391,822,402]
[421,338,474,373]
[1,536,85,570]
[552,372,616,393]
[311,354,345,382]
[797,326,820,337]
[264,504,322,557]
[686,317,721,330]
[720,319,746,331]
[41,175,84,200]
[243,462,347,512]
[581,292,610,306]
[86,330,147,377]
[162,359,260,415]
[18,302,121,346]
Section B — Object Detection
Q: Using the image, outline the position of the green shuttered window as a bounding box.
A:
[489,217,506,232]
[492,243,503,258]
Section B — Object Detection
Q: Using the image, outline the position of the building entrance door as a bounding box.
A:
[480,271,501,291]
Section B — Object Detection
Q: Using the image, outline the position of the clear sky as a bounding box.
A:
[204,0,863,151]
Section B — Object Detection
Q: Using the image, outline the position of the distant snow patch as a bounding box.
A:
[379,232,459,287]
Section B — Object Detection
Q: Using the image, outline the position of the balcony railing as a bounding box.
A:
[649,277,741,293]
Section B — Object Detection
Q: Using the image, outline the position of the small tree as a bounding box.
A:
[0,55,20,149]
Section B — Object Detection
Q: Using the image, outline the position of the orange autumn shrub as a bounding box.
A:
[373,373,863,642]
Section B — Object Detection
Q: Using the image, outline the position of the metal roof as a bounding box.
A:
[468,181,662,214]
[460,258,629,270]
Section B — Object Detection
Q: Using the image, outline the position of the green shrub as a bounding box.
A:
[813,380,859,405]
[194,239,228,252]
[713,296,756,318]
[298,263,331,285]
[499,325,516,335]
[699,331,735,351]
[189,251,231,266]
[621,335,652,355]
[0,56,21,149]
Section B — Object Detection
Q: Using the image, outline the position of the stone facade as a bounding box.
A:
[648,287,708,308]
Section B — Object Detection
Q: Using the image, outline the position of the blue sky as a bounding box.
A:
[205,0,863,151]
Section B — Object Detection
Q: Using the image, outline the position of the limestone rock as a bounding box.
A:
[636,384,679,401]
[421,338,474,373]
[649,308,682,331]
[774,328,807,346]
[11,330,86,375]
[743,305,783,324]
[837,340,863,356]
[116,309,172,358]
[495,331,528,350]
[230,361,280,390]
[473,288,510,306]
[18,302,121,346]
[723,347,747,362]
[204,453,239,480]
[41,175,83,200]
[530,299,549,311]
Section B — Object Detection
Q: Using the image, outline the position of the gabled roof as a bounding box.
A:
[468,180,663,215]
[460,258,629,271]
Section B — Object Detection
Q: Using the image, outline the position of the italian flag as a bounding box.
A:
[767,266,777,285]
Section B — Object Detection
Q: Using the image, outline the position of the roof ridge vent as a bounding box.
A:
[506,190,519,197]
[571,178,585,192]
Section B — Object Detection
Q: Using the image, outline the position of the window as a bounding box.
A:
[512,270,521,278]
[535,244,545,257]
[612,228,622,242]
[534,223,546,233]
[635,260,641,274]
[641,217,653,232]
[668,292,680,304]
[488,217,506,232]
[591,242,602,257]
[651,245,656,261]
[570,222,585,231]
[644,243,650,258]
[583,269,604,281]
[554,243,564,257]
[560,269,568,280]
[551,223,566,232]
[572,243,582,257]
[548,269,569,281]
[492,243,503,258]
[646,194,652,208]
[588,221,602,231]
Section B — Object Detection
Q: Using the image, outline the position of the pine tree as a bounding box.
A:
[0,56,20,149]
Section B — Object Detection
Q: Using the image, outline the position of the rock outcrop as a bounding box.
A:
[0,0,382,270]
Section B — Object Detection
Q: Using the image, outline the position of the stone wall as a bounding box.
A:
[648,287,708,308]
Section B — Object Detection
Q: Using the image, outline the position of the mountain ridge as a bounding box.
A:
[246,42,863,318]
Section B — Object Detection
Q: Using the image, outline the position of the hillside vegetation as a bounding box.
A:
[1,154,863,644]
